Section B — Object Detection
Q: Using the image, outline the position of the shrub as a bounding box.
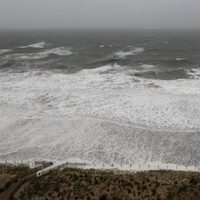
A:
[190,177,199,185]
[178,184,188,193]
[99,194,108,200]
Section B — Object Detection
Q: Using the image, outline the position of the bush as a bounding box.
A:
[99,194,108,200]
[190,177,199,185]
[178,184,188,193]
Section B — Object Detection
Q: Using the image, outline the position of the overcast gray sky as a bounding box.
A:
[0,0,199,30]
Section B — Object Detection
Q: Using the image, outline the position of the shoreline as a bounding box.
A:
[0,160,199,173]
[1,163,200,200]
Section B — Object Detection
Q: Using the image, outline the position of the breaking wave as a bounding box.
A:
[0,49,12,55]
[1,63,200,129]
[176,58,186,61]
[44,47,72,56]
[1,47,72,61]
[113,47,144,59]
[18,41,46,49]
[186,67,200,79]
[1,60,200,167]
[0,63,200,165]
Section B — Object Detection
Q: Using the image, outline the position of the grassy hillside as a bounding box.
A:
[0,163,30,188]
[14,168,200,200]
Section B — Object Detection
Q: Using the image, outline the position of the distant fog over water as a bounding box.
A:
[0,0,200,30]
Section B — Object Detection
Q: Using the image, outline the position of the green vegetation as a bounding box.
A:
[13,168,200,200]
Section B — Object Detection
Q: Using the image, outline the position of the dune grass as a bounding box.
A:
[13,167,200,200]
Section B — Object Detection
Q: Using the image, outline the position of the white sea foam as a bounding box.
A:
[186,68,200,79]
[114,47,144,58]
[35,160,198,174]
[1,64,200,129]
[176,58,186,61]
[18,41,46,49]
[1,47,72,60]
[0,49,12,55]
[0,64,200,165]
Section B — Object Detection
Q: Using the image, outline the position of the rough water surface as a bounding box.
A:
[0,30,200,168]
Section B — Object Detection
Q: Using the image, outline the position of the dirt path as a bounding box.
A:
[0,168,41,200]
[0,164,51,200]
[0,181,18,200]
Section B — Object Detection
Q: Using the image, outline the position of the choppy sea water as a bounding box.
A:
[0,30,200,168]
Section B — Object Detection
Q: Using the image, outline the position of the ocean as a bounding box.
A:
[0,30,200,168]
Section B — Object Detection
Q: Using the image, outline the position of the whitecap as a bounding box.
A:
[18,41,46,49]
[44,47,72,56]
[176,58,186,61]
[0,49,12,55]
[83,63,123,74]
[2,47,72,61]
[186,68,200,79]
[114,47,144,59]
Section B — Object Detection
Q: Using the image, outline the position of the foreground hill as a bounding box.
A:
[11,167,200,200]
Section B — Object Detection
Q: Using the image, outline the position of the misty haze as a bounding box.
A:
[1,0,200,30]
[0,1,200,200]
